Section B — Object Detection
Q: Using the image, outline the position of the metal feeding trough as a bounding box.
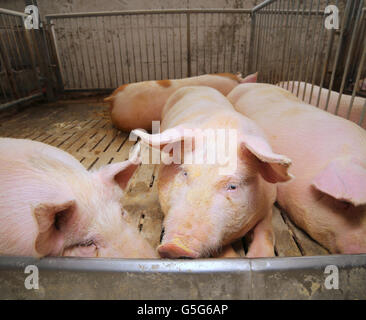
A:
[1,0,366,299]
[1,255,366,299]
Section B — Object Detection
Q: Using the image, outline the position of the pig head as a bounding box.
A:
[0,138,157,258]
[132,86,291,258]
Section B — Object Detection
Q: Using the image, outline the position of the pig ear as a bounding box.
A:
[33,200,76,257]
[97,158,140,191]
[240,72,258,83]
[242,135,293,183]
[312,158,366,206]
[132,126,194,150]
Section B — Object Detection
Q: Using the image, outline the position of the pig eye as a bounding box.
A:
[227,184,237,191]
[79,239,96,247]
[183,171,188,177]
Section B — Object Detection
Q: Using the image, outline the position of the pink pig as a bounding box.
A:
[228,83,366,254]
[132,86,292,258]
[105,73,256,132]
[0,138,157,258]
[279,81,366,129]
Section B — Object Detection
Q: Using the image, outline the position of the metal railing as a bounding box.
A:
[45,9,253,91]
[0,8,46,110]
[251,0,366,126]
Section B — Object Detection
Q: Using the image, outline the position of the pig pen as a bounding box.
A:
[1,0,366,299]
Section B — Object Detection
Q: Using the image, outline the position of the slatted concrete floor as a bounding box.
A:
[0,99,330,257]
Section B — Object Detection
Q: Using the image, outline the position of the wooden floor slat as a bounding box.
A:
[272,206,302,257]
[0,100,330,257]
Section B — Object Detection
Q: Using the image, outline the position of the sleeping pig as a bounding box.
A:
[105,73,257,132]
[132,86,292,258]
[279,81,366,129]
[0,138,157,258]
[228,83,366,254]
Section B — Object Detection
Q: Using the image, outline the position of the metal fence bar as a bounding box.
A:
[46,9,252,90]
[334,1,364,115]
[323,1,354,111]
[45,9,252,19]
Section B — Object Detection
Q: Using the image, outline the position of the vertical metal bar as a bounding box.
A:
[248,12,256,75]
[165,13,170,78]
[279,0,292,86]
[67,17,82,88]
[291,0,306,94]
[121,15,131,83]
[359,99,366,126]
[254,12,262,74]
[48,19,65,92]
[0,14,20,98]
[316,23,335,107]
[307,0,325,104]
[229,14,236,74]
[41,24,57,100]
[90,16,102,88]
[263,2,273,83]
[179,13,183,78]
[158,13,164,79]
[335,2,364,115]
[143,14,151,80]
[347,38,366,120]
[82,17,94,88]
[0,67,9,102]
[296,0,314,98]
[116,15,126,85]
[256,11,264,80]
[274,0,285,85]
[235,13,242,74]
[129,15,138,82]
[74,17,88,88]
[102,16,113,87]
[217,13,223,73]
[196,13,199,75]
[150,14,157,80]
[270,0,281,84]
[13,15,32,96]
[260,5,272,82]
[203,13,207,73]
[172,14,176,78]
[63,18,77,88]
[109,16,119,87]
[0,48,10,102]
[324,0,353,111]
[137,15,144,81]
[284,0,300,89]
[301,0,320,100]
[186,13,191,77]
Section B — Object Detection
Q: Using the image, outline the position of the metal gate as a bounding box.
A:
[45,9,253,91]
[0,8,56,110]
[251,0,366,124]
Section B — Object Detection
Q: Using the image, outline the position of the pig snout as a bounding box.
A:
[158,237,200,259]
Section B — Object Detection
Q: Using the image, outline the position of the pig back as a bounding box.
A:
[161,86,236,130]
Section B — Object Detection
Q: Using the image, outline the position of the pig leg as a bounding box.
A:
[214,245,240,258]
[246,211,275,258]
